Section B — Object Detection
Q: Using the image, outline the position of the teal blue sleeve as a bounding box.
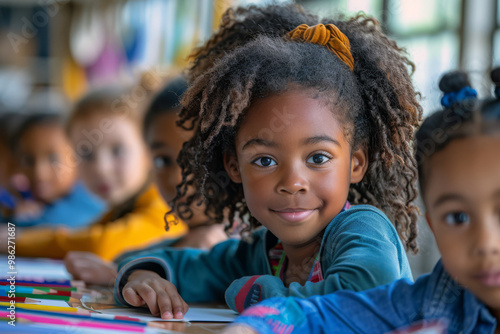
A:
[114,230,270,305]
[225,207,412,313]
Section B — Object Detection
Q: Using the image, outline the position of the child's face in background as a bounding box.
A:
[145,112,187,203]
[146,111,210,227]
[225,91,366,247]
[17,124,77,203]
[71,113,151,207]
[424,135,500,314]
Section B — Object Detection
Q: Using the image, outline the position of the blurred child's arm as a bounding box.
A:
[226,206,412,312]
[113,229,269,307]
[13,193,187,260]
[64,251,117,286]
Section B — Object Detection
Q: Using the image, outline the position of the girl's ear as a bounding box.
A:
[223,152,242,183]
[350,147,368,184]
[425,212,434,233]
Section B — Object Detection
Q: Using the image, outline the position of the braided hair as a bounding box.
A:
[416,69,500,199]
[173,5,422,253]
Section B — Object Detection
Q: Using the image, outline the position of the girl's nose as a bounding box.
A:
[276,164,309,195]
[472,217,500,257]
[33,160,51,181]
[93,152,114,176]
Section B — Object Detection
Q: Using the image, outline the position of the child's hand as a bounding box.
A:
[122,269,189,319]
[64,251,117,286]
[13,199,43,221]
[222,325,259,334]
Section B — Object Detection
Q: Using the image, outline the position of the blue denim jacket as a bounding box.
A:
[233,260,498,334]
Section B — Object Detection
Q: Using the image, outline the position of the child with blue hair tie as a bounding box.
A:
[225,69,500,334]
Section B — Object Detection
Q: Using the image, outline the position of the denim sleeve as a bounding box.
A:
[232,277,424,334]
[225,207,412,312]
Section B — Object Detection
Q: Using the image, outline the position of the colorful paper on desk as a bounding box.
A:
[100,306,238,322]
[0,256,71,280]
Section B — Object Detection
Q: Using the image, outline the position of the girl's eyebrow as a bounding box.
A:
[242,138,277,150]
[242,136,341,151]
[432,193,466,209]
[303,136,341,147]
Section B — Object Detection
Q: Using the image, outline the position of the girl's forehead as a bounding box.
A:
[69,113,144,154]
[243,92,337,123]
[19,126,70,154]
[75,110,138,126]
[72,113,139,135]
[424,135,500,203]
[147,113,191,146]
[21,123,65,142]
[236,91,344,140]
[26,122,63,133]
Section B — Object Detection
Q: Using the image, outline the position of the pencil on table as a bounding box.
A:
[0,296,40,303]
[0,279,85,288]
[0,286,57,294]
[0,301,90,314]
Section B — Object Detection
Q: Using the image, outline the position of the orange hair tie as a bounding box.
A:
[288,23,354,71]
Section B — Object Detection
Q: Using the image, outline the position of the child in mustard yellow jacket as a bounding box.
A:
[9,84,188,261]
[63,77,230,286]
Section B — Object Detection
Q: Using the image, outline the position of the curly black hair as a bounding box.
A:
[173,4,423,253]
[416,69,500,200]
[187,3,317,81]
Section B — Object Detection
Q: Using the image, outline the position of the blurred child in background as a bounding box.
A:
[225,70,500,334]
[6,83,189,260]
[142,77,229,249]
[64,77,229,286]
[0,112,47,223]
[10,112,105,228]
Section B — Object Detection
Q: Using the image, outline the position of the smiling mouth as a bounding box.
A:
[474,271,500,287]
[270,209,316,222]
[97,184,111,194]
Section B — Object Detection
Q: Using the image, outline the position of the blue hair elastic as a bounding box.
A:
[494,86,500,99]
[440,86,477,108]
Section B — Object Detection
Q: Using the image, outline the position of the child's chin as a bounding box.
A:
[35,193,57,204]
[476,292,500,311]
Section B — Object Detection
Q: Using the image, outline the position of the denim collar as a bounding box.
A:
[462,288,497,334]
[424,260,497,333]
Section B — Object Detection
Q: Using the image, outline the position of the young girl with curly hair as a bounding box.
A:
[113,4,422,320]
[227,68,500,334]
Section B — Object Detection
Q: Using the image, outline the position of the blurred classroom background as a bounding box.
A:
[0,0,498,278]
